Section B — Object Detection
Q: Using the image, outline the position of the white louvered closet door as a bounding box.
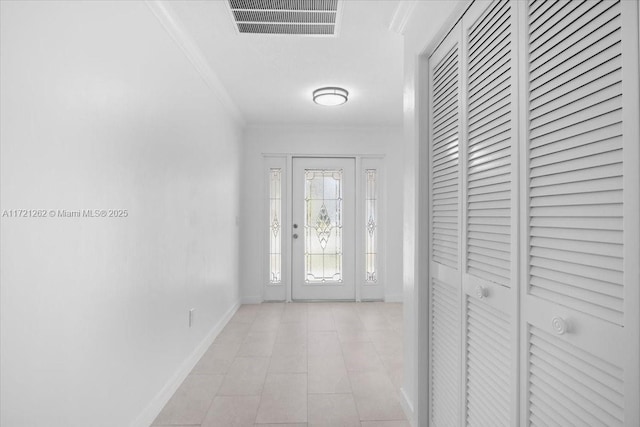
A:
[428,1,639,426]
[461,1,518,426]
[428,22,462,427]
[522,0,639,426]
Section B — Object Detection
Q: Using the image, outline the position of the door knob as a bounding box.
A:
[475,285,487,299]
[293,233,299,239]
[293,224,298,229]
[551,316,568,335]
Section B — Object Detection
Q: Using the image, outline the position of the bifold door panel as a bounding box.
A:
[429,22,462,427]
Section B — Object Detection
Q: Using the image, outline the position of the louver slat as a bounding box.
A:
[469,0,508,51]
[530,68,621,118]
[528,327,624,427]
[432,45,460,269]
[529,40,621,98]
[466,0,511,286]
[466,297,510,427]
[431,279,460,426]
[528,0,554,22]
[469,77,510,114]
[529,1,584,40]
[527,0,624,325]
[530,2,619,64]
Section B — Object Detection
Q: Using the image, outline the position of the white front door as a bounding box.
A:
[291,157,355,300]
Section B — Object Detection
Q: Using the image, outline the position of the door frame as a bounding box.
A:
[262,153,386,303]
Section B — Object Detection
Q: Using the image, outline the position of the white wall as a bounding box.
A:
[400,1,468,425]
[0,2,242,427]
[241,125,403,303]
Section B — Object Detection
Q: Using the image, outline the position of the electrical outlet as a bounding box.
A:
[189,308,195,327]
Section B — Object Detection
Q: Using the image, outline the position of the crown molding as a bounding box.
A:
[145,0,244,124]
[389,1,418,35]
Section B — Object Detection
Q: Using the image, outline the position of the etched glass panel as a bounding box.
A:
[365,169,377,282]
[269,168,282,284]
[304,169,343,283]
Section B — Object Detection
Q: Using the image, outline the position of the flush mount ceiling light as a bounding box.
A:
[313,87,349,106]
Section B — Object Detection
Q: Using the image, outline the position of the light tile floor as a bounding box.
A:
[152,302,408,427]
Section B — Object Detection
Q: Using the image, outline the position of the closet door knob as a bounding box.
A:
[475,285,487,299]
[551,316,567,335]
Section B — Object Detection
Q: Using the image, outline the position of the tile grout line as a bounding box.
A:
[252,307,266,426]
[259,304,284,425]
[338,304,363,425]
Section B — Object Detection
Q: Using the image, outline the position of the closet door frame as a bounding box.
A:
[620,1,640,420]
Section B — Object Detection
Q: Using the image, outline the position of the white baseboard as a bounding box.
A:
[240,296,262,304]
[131,300,240,427]
[385,294,404,303]
[400,386,415,427]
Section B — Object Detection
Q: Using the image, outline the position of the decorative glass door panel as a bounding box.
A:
[304,169,343,283]
[292,158,355,300]
[269,168,282,284]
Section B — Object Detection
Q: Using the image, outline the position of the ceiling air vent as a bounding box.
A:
[228,0,340,36]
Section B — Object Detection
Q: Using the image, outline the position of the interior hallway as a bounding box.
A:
[152,302,406,427]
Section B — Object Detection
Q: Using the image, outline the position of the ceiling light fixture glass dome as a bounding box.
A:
[313,87,349,106]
